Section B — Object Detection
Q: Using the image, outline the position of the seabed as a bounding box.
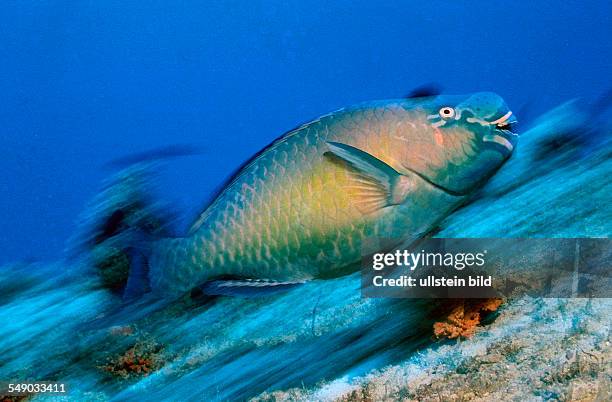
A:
[1,100,610,401]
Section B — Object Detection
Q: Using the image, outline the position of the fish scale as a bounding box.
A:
[122,93,520,297]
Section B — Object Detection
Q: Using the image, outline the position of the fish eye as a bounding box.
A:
[439,107,455,120]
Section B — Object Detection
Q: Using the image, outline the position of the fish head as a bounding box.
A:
[400,92,519,195]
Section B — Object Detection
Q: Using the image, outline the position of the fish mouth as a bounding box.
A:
[402,111,519,197]
[483,131,517,153]
[482,113,519,154]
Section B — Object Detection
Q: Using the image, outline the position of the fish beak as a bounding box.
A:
[482,111,519,154]
[489,111,514,126]
[483,133,515,153]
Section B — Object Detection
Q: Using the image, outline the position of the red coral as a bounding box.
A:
[433,298,503,339]
[1,396,29,402]
[101,341,163,379]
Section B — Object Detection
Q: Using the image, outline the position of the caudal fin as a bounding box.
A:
[68,162,176,299]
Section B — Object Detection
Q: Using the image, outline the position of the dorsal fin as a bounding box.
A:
[405,83,442,99]
[104,144,202,169]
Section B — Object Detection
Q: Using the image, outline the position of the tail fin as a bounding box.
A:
[68,162,176,299]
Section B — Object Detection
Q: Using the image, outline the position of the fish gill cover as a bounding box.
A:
[0,1,610,401]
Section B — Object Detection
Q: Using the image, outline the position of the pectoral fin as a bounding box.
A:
[326,141,412,213]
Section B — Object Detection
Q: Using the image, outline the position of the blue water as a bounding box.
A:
[1,3,611,400]
[0,1,610,263]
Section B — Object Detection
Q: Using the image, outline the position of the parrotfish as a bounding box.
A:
[83,92,518,298]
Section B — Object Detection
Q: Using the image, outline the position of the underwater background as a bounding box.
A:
[0,1,611,401]
[1,0,610,264]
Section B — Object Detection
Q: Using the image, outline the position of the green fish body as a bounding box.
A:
[140,92,518,296]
